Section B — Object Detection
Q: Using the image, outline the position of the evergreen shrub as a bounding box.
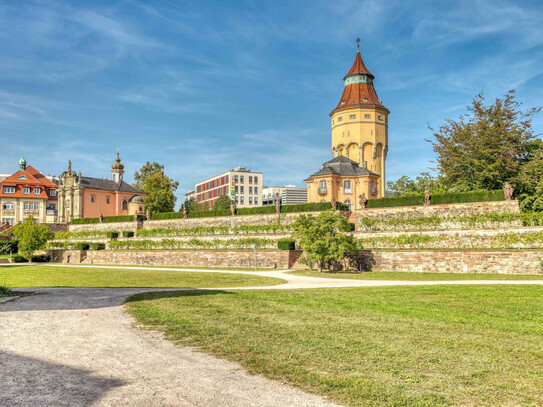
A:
[106,231,119,239]
[277,239,296,250]
[90,243,106,250]
[366,190,505,208]
[122,231,134,238]
[73,242,90,250]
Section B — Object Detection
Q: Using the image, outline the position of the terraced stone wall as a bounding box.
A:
[47,249,303,269]
[352,249,543,275]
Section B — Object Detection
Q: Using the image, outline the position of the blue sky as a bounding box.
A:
[1,0,542,206]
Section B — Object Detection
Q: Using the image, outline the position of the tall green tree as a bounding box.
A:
[213,194,232,210]
[291,210,358,272]
[141,171,178,213]
[387,172,448,197]
[133,162,179,213]
[12,217,52,262]
[429,90,541,192]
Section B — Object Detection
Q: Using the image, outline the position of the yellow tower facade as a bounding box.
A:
[330,43,389,196]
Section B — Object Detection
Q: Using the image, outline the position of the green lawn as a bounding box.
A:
[127,286,543,406]
[0,265,285,288]
[290,269,543,280]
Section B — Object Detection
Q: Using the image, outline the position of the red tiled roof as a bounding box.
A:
[0,165,57,199]
[344,48,374,79]
[330,48,386,115]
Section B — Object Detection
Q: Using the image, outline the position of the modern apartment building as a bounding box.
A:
[262,185,307,206]
[194,166,263,209]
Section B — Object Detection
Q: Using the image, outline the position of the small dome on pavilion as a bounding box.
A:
[111,152,125,171]
[129,195,144,203]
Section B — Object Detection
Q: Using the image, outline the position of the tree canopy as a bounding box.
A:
[291,210,357,271]
[133,162,179,213]
[12,217,52,262]
[213,194,232,210]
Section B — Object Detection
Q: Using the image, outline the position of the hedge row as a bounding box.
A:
[277,238,295,250]
[71,215,145,224]
[366,190,505,208]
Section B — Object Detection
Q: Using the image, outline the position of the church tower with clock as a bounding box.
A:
[305,41,388,209]
[330,40,389,195]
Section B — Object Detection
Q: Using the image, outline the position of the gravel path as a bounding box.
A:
[2,266,543,406]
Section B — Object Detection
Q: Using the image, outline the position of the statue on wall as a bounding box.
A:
[275,198,281,214]
[99,211,103,223]
[146,209,151,221]
[68,160,72,172]
[424,188,431,206]
[359,193,367,210]
[230,200,237,216]
[331,195,337,210]
[504,183,514,202]
[183,205,188,219]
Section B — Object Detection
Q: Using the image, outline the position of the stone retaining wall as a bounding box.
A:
[47,249,303,269]
[354,249,543,275]
[67,212,319,233]
[354,201,520,227]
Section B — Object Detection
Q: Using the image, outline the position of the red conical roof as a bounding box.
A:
[330,46,386,116]
[344,47,374,79]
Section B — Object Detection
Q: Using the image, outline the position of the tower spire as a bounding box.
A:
[356,37,361,52]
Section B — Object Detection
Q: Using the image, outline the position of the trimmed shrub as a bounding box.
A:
[151,211,185,220]
[106,231,119,239]
[337,202,350,211]
[122,231,134,238]
[11,254,49,263]
[277,238,296,250]
[90,243,106,250]
[12,254,26,263]
[71,215,145,224]
[281,202,332,213]
[366,190,506,209]
[0,240,18,255]
[237,206,276,215]
[347,223,356,232]
[73,242,90,250]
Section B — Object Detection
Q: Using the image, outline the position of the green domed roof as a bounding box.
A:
[19,156,27,170]
[130,195,144,203]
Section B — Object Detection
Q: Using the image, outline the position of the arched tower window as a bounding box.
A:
[122,200,128,210]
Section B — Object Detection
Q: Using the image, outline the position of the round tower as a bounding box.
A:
[330,40,389,196]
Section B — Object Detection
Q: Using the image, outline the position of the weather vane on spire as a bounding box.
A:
[356,37,361,49]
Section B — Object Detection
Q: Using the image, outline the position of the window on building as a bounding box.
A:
[49,190,57,197]
[345,200,352,210]
[33,188,40,195]
[319,180,326,188]
[235,186,238,193]
[254,187,258,195]
[378,115,383,121]
[106,197,110,204]
[254,177,258,185]
[34,203,39,210]
[3,186,15,194]
[17,175,28,180]
[235,196,239,203]
[91,195,95,203]
[364,114,371,119]
[344,181,352,194]
[240,196,244,204]
[254,197,258,205]
[249,197,253,205]
[122,200,128,210]
[240,176,244,183]
[23,187,30,195]
[249,176,252,184]
[2,203,14,210]
[349,114,356,119]
[337,116,343,122]
[320,199,326,203]
[240,186,244,194]
[249,186,252,194]
[234,175,238,183]
[363,98,368,102]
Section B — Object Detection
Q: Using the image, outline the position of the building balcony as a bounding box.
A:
[318,187,327,194]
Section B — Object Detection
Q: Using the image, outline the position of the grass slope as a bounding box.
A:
[290,270,543,280]
[127,286,543,406]
[0,265,284,288]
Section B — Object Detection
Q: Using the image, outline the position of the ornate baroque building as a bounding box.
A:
[57,153,145,222]
[305,41,389,209]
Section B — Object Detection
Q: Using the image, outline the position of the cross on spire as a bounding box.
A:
[356,37,361,50]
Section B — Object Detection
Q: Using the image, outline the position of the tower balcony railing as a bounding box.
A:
[318,186,327,194]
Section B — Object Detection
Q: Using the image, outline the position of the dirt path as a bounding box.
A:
[2,266,543,406]
[0,286,340,407]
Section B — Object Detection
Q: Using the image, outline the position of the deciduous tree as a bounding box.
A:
[12,217,52,262]
[291,210,358,271]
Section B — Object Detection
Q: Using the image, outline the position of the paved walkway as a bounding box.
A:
[2,266,543,406]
